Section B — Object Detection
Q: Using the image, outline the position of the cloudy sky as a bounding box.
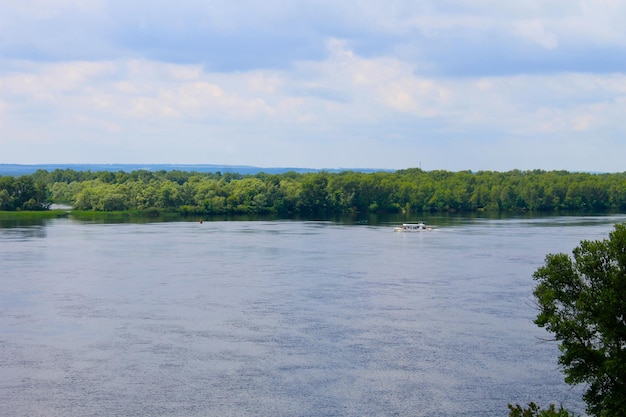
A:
[1,1,625,171]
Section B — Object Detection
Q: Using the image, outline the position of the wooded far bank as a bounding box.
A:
[1,168,625,215]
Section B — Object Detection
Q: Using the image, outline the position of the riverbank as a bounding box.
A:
[0,210,70,220]
[3,208,625,228]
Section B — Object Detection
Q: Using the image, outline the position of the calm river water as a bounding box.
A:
[2,214,626,416]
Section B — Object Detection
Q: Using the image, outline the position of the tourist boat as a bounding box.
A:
[393,222,433,232]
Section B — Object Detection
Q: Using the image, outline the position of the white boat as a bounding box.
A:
[393,222,433,232]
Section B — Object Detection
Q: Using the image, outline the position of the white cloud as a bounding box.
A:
[513,20,558,49]
[0,100,5,129]
[2,0,104,20]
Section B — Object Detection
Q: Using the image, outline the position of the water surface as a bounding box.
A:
[2,215,625,416]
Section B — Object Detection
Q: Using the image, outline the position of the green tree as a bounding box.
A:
[73,187,97,210]
[23,167,626,215]
[0,176,50,210]
[299,173,330,215]
[509,402,574,417]
[0,188,10,210]
[227,177,267,213]
[533,223,626,417]
[508,402,576,417]
[157,181,181,209]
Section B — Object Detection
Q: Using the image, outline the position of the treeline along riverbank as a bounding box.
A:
[1,168,626,215]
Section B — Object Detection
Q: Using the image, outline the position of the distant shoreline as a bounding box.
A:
[0,164,392,176]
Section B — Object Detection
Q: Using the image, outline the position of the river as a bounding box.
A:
[2,214,625,416]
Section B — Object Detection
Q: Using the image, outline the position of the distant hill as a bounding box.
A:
[0,164,393,176]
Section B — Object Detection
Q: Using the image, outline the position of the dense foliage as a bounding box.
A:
[1,168,626,214]
[533,223,626,417]
[0,175,50,210]
[508,402,576,417]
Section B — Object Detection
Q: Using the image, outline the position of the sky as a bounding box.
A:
[1,1,625,172]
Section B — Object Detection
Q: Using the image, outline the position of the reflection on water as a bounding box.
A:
[0,224,47,239]
[2,214,625,416]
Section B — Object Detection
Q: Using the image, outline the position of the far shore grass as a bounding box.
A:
[0,209,310,223]
[69,209,185,222]
[0,209,198,223]
[0,209,71,220]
